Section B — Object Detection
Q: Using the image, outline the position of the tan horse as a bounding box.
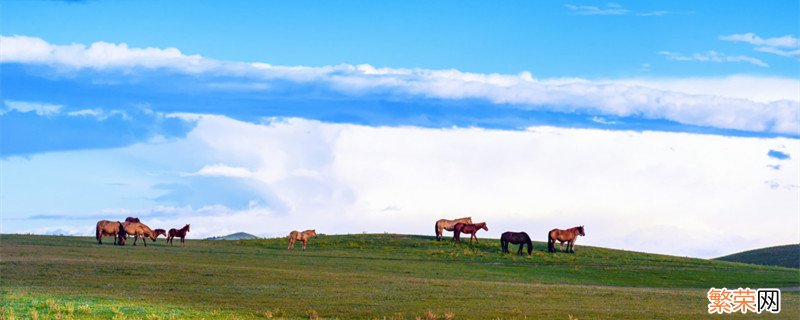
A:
[122,221,158,247]
[95,220,127,245]
[547,226,585,253]
[287,230,317,251]
[434,217,473,241]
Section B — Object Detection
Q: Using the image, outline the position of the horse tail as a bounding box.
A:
[434,221,440,240]
[547,231,554,253]
[95,225,101,241]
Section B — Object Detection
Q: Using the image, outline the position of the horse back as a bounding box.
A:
[97,220,123,235]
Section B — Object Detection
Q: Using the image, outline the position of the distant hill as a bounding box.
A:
[206,232,260,240]
[715,244,800,269]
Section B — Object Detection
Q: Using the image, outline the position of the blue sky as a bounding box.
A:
[3,0,799,77]
[1,1,798,258]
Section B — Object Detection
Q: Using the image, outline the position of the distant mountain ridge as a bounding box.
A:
[715,244,800,269]
[206,232,260,240]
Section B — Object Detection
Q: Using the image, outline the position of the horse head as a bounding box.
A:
[578,225,585,236]
[310,230,317,237]
[117,222,128,238]
[479,222,488,231]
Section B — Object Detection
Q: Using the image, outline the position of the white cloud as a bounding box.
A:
[720,33,800,48]
[755,46,800,59]
[658,50,768,67]
[67,108,108,120]
[0,35,211,72]
[608,76,800,103]
[184,164,256,179]
[564,4,629,15]
[3,100,63,116]
[720,33,800,61]
[2,36,798,135]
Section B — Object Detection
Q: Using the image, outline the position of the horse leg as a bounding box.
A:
[569,240,575,253]
[517,243,523,255]
[143,234,147,247]
[287,238,292,250]
[302,239,307,251]
[473,233,478,244]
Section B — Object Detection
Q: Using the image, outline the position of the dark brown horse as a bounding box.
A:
[547,226,585,253]
[167,224,190,247]
[453,222,488,244]
[95,220,127,245]
[500,231,532,255]
[153,229,167,239]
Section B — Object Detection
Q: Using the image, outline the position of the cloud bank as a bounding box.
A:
[2,35,798,136]
[4,115,798,258]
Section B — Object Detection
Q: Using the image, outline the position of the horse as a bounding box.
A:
[125,217,140,223]
[287,229,317,251]
[153,229,167,239]
[122,221,158,247]
[434,217,472,241]
[500,231,532,255]
[167,224,190,247]
[95,220,127,245]
[547,226,585,253]
[453,222,488,245]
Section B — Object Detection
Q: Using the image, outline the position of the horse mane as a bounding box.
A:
[125,217,140,223]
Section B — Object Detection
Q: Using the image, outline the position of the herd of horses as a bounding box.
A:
[436,217,585,255]
[95,217,190,247]
[95,216,584,255]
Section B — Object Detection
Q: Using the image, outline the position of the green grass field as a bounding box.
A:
[716,244,800,269]
[1,234,799,319]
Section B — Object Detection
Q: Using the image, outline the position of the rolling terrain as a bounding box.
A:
[1,234,798,319]
[716,244,800,269]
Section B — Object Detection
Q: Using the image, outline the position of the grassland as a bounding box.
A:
[1,233,799,319]
[716,244,800,269]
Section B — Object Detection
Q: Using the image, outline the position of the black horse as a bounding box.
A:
[500,231,532,255]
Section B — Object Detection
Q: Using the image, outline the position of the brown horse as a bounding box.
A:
[122,221,157,247]
[547,226,585,253]
[287,229,317,251]
[153,229,167,239]
[95,220,127,245]
[167,224,190,247]
[453,222,488,245]
[434,217,473,241]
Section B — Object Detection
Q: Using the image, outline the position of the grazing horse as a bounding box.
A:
[287,229,317,251]
[153,229,167,239]
[453,222,488,245]
[95,220,127,245]
[167,224,190,247]
[122,221,158,247]
[500,231,532,255]
[434,217,473,241]
[547,226,585,253]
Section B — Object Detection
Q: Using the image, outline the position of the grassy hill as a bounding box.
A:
[207,232,260,241]
[1,233,798,319]
[716,244,800,269]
